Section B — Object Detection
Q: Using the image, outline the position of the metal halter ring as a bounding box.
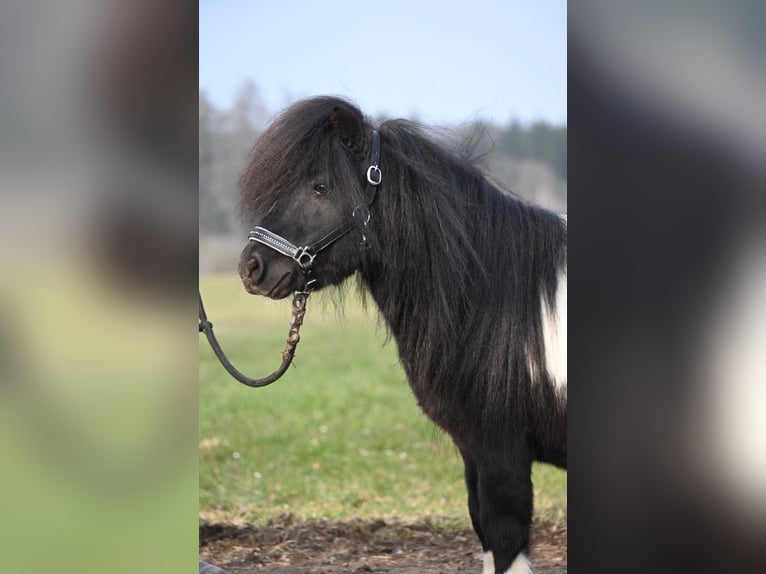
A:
[294,247,316,269]
[366,165,382,186]
[352,204,371,226]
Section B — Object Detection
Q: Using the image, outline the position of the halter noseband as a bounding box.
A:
[248,129,382,293]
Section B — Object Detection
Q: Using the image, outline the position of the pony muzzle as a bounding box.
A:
[238,243,297,299]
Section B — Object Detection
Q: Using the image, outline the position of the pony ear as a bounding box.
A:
[328,104,363,152]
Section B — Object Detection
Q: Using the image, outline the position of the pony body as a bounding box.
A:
[238,97,566,573]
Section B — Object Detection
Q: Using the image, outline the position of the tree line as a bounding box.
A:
[200,82,567,239]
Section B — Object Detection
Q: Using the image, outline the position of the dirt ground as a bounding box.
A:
[200,516,567,573]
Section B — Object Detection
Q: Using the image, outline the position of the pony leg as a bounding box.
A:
[477,454,534,574]
[460,450,491,572]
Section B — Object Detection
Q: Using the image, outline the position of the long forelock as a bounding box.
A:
[238,97,371,226]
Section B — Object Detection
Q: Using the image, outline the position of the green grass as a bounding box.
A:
[199,274,566,527]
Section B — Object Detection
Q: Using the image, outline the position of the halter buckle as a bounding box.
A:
[366,165,382,186]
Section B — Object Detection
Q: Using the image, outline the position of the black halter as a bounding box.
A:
[248,129,382,292]
[197,129,383,389]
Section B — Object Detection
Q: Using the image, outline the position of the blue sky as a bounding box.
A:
[199,1,566,126]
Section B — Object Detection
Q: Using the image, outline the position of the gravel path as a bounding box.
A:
[200,518,567,573]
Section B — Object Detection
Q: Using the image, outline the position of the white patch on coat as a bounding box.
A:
[504,552,533,574]
[541,271,567,391]
[482,551,495,574]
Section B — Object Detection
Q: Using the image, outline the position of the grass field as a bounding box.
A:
[199,274,566,527]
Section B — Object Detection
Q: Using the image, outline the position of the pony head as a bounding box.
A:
[238,97,375,298]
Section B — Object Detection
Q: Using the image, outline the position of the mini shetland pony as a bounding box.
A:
[238,97,566,574]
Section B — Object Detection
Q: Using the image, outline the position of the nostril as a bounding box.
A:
[241,252,265,286]
[249,264,261,284]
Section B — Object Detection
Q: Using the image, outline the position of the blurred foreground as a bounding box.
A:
[571,2,766,572]
[0,1,197,572]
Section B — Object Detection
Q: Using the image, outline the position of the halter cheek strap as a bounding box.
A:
[248,129,382,293]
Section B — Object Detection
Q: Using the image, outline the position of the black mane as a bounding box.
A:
[364,117,567,447]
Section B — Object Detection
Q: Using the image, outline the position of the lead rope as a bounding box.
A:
[198,290,309,388]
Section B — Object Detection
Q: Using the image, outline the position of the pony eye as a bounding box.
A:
[312,182,330,195]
